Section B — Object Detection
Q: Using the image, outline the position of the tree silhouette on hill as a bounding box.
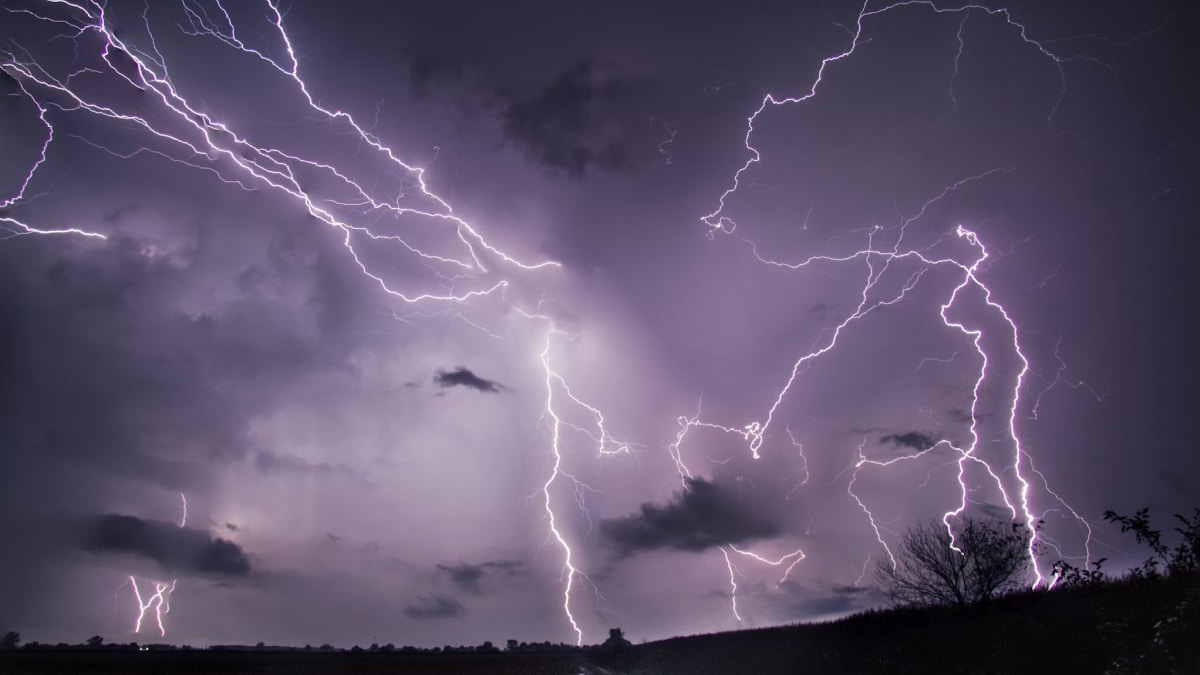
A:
[875,516,1032,608]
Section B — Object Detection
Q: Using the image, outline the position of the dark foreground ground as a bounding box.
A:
[0,651,589,675]
[3,574,1197,674]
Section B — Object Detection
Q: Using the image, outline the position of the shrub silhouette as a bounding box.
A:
[1104,507,1200,578]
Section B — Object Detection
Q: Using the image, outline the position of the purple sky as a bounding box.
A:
[1,0,1195,649]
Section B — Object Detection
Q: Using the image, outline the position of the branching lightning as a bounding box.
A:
[2,0,1109,642]
[3,0,585,641]
[692,0,1098,599]
[123,494,187,637]
[129,577,176,637]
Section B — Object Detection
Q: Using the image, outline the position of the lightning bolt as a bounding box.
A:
[129,577,176,637]
[667,400,808,623]
[692,0,1103,594]
[2,0,587,643]
[123,491,188,636]
[2,0,1118,641]
[522,307,644,644]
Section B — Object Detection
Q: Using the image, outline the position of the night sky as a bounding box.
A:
[1,0,1196,649]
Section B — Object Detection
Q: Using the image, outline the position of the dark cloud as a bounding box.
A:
[436,559,522,595]
[600,477,781,557]
[0,0,1192,648]
[879,431,940,452]
[402,596,464,620]
[83,514,252,577]
[502,60,646,177]
[433,367,507,393]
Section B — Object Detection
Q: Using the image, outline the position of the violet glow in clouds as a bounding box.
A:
[1,0,1195,649]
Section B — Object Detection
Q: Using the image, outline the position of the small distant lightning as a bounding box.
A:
[651,117,678,167]
[720,548,743,623]
[785,426,810,489]
[129,577,176,637]
[1029,337,1107,420]
[943,10,970,120]
[123,491,188,636]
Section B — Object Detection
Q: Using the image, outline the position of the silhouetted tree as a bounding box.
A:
[1099,507,1200,674]
[875,516,1032,608]
[1104,508,1200,578]
[86,635,104,648]
[1,631,19,650]
[602,628,632,650]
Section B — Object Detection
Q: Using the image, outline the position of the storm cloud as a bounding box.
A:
[436,559,523,595]
[83,514,252,577]
[501,60,643,177]
[0,0,1192,648]
[879,431,941,452]
[433,367,507,393]
[600,477,781,556]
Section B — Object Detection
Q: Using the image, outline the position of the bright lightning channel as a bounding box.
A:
[1,0,1110,640]
[125,493,186,636]
[129,577,176,637]
[693,0,1098,595]
[3,0,590,643]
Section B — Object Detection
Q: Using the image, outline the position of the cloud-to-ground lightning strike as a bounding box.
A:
[691,0,1097,604]
[1,0,614,644]
[129,577,177,637]
[1,0,1110,641]
[667,400,807,622]
[123,494,187,636]
[522,307,643,643]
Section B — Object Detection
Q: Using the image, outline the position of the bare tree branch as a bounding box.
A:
[875,516,1032,608]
